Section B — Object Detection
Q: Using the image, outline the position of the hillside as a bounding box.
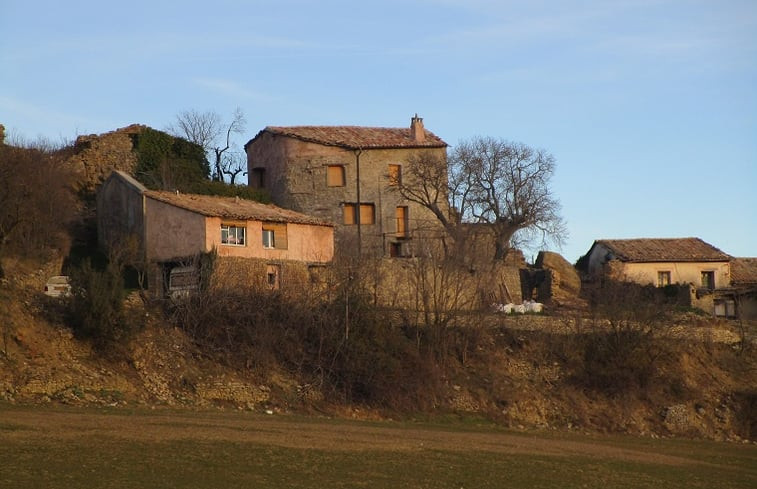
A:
[1,256,755,443]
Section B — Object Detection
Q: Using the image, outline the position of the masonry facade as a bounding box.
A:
[245,116,448,257]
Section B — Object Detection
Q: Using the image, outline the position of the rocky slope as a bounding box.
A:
[1,258,755,443]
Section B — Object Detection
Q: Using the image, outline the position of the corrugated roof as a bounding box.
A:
[145,190,332,226]
[250,125,447,150]
[731,257,757,285]
[596,238,730,263]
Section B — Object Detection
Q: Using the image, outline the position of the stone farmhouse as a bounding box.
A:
[582,237,731,289]
[579,237,757,318]
[244,115,448,258]
[97,171,334,296]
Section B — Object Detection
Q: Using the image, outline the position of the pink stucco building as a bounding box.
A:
[97,171,334,295]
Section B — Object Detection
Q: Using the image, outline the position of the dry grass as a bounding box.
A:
[1,404,755,489]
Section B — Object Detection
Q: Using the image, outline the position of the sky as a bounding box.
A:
[1,0,755,262]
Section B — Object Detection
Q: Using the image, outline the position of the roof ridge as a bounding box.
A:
[246,124,448,150]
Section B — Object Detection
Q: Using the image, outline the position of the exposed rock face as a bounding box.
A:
[66,124,145,194]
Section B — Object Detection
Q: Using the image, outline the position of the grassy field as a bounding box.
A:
[1,404,755,488]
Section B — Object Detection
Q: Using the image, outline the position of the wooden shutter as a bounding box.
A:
[343,204,356,225]
[359,204,375,225]
[327,165,345,186]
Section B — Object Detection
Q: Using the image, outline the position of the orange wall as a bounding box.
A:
[206,217,333,262]
[146,196,333,264]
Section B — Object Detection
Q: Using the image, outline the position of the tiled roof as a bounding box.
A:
[730,257,757,285]
[253,125,448,150]
[145,191,332,227]
[595,238,730,263]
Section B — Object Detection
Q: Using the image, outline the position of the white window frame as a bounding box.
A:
[221,224,246,246]
[262,229,275,249]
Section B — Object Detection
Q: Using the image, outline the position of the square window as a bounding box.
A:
[388,164,401,186]
[221,224,245,245]
[327,165,346,187]
[657,271,671,288]
[262,229,275,249]
[343,203,356,225]
[359,203,375,225]
[266,264,281,290]
[344,203,375,225]
[262,222,287,249]
[701,271,715,290]
[396,206,408,237]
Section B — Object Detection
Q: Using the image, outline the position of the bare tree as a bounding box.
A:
[168,108,247,183]
[451,137,567,260]
[0,139,78,277]
[398,152,454,231]
[399,137,566,261]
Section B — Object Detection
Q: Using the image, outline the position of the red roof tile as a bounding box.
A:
[254,125,447,150]
[596,238,730,263]
[145,191,332,227]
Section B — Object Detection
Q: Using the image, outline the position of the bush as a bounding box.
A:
[132,128,210,191]
[68,259,138,349]
[0,142,78,277]
[570,280,674,396]
[168,283,442,411]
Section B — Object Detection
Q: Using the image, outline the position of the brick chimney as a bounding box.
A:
[410,114,425,142]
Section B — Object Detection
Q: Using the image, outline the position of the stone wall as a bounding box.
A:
[366,257,523,314]
[67,124,145,194]
[246,133,448,257]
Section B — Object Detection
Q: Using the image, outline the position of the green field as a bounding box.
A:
[1,404,755,488]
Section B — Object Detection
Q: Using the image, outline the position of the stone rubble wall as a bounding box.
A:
[66,124,145,194]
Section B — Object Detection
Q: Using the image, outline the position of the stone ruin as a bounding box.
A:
[65,124,146,194]
[520,251,583,309]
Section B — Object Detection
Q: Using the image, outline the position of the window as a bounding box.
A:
[360,204,375,225]
[343,204,356,225]
[390,242,403,257]
[714,299,736,318]
[327,165,346,187]
[701,271,715,290]
[395,206,408,237]
[262,222,287,249]
[657,271,671,288]
[266,264,281,290]
[250,168,265,188]
[262,229,275,249]
[388,164,401,186]
[343,203,375,225]
[221,224,246,245]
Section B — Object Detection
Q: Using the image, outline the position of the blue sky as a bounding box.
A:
[2,0,755,262]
